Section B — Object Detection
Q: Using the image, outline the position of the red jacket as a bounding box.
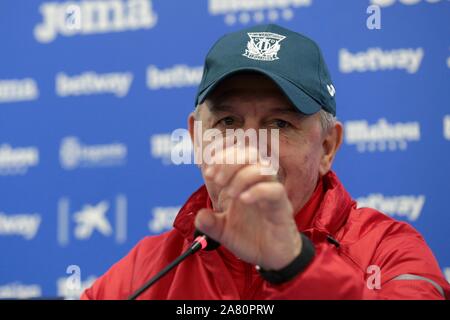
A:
[82,171,449,300]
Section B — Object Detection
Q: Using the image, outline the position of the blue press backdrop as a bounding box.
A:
[0,0,449,299]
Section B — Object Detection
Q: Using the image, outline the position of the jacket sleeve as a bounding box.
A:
[260,226,449,300]
[260,241,366,299]
[366,224,449,300]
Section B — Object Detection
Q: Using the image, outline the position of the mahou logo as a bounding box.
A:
[345,118,421,153]
[34,0,158,43]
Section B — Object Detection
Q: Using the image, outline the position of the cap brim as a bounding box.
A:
[196,67,322,115]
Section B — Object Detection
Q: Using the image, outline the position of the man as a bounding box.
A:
[82,24,449,300]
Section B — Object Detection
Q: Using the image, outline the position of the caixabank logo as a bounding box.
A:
[34,0,158,43]
[57,195,127,246]
[208,0,312,26]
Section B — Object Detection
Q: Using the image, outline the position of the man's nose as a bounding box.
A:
[241,119,261,131]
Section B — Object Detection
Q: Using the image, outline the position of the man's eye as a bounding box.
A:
[273,119,290,128]
[219,117,235,126]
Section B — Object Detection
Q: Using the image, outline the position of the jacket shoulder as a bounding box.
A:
[337,205,430,272]
[343,205,423,243]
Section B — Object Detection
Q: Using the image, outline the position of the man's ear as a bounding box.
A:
[188,111,203,167]
[188,112,195,144]
[319,121,343,176]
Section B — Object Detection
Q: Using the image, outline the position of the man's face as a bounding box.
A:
[189,73,341,214]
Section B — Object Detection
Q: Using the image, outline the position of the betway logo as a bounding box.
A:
[147,65,203,90]
[370,0,447,8]
[0,144,39,175]
[0,78,39,104]
[339,48,424,74]
[148,206,180,233]
[357,194,425,222]
[208,0,311,25]
[59,136,127,170]
[345,118,420,152]
[34,0,158,43]
[0,283,42,299]
[0,212,41,240]
[444,115,450,140]
[56,71,133,98]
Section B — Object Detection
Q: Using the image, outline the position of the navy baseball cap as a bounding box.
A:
[195,24,336,116]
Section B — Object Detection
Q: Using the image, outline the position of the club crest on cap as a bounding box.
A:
[243,32,286,62]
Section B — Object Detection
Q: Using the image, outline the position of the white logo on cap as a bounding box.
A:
[327,84,336,97]
[243,32,286,61]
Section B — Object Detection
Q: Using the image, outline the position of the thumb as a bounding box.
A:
[194,208,224,242]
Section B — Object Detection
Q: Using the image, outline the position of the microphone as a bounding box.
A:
[127,231,220,300]
[193,230,221,251]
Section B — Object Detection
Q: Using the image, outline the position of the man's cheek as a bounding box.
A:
[284,154,318,190]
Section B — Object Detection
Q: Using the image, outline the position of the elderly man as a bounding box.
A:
[82,24,449,300]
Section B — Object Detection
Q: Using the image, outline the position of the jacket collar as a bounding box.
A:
[173,170,354,243]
